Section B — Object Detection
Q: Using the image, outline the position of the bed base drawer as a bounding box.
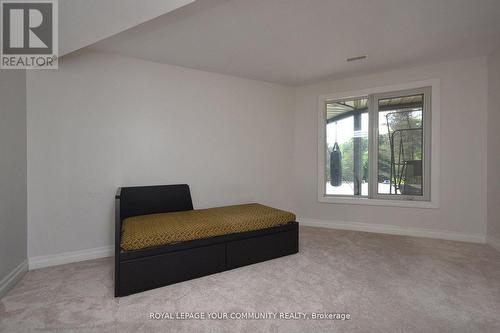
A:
[119,244,225,296]
[226,229,299,269]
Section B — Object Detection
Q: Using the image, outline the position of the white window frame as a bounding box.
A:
[317,79,440,209]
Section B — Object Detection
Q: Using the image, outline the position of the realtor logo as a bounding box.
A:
[1,0,58,69]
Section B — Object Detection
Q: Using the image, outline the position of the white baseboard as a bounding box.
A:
[25,221,490,271]
[29,245,113,270]
[0,259,28,298]
[487,235,500,252]
[298,218,486,243]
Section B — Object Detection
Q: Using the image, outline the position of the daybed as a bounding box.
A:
[115,184,299,296]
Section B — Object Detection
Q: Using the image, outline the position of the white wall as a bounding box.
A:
[0,70,27,292]
[487,47,500,250]
[294,57,488,240]
[26,51,492,261]
[27,51,294,258]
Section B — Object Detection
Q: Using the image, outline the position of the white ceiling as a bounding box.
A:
[60,0,194,56]
[89,0,500,86]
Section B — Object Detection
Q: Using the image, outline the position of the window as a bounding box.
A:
[318,81,438,207]
[325,96,369,196]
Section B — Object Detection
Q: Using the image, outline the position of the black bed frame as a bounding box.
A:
[115,184,299,297]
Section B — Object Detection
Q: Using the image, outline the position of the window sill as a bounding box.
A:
[318,196,439,209]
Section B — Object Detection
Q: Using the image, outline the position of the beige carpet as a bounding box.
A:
[1,226,500,333]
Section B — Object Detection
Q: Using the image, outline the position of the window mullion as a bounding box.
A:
[368,94,377,199]
[353,112,362,195]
